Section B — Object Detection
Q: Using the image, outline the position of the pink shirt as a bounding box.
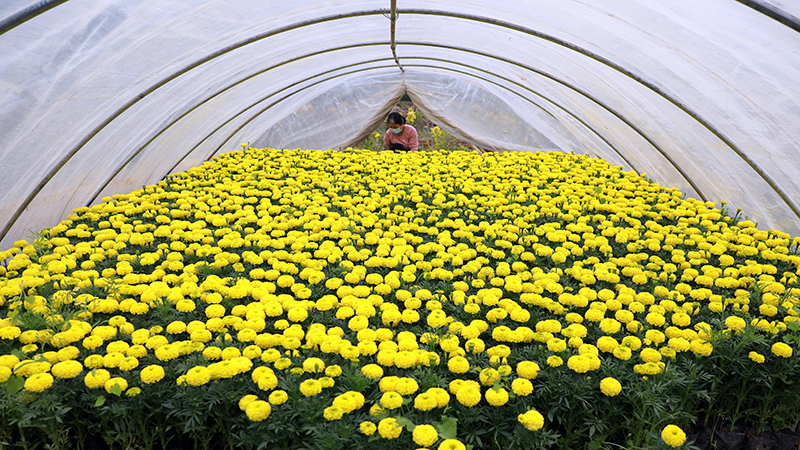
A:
[384,124,419,152]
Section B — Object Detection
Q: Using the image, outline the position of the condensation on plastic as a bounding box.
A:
[1,0,799,250]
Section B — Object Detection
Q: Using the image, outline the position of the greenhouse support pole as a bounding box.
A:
[389,0,404,72]
[0,0,69,35]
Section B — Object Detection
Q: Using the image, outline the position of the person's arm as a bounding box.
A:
[384,130,391,149]
[407,125,419,152]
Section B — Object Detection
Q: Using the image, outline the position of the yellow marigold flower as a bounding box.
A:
[380,391,404,409]
[645,312,666,327]
[323,406,344,421]
[0,366,13,382]
[447,356,469,374]
[690,339,713,357]
[325,364,342,377]
[82,335,104,350]
[378,417,403,439]
[126,387,142,397]
[414,392,438,411]
[772,342,793,358]
[455,385,481,407]
[438,439,467,450]
[395,351,417,369]
[547,355,563,367]
[412,424,438,447]
[104,377,128,394]
[661,424,686,447]
[360,421,377,436]
[516,360,540,379]
[749,351,765,363]
[25,373,54,393]
[518,409,545,431]
[84,369,111,389]
[546,338,567,352]
[485,387,509,406]
[396,377,419,395]
[52,360,83,379]
[302,357,325,373]
[274,358,292,370]
[477,367,500,387]
[725,316,746,332]
[204,347,223,360]
[245,400,272,422]
[361,364,384,379]
[140,364,165,384]
[596,336,619,353]
[600,377,622,396]
[299,379,322,397]
[205,304,226,319]
[511,378,533,396]
[640,348,662,363]
[427,387,450,407]
[567,355,592,373]
[268,390,288,405]
[186,366,212,386]
[239,394,259,411]
[176,300,196,313]
[0,326,22,340]
[0,355,21,369]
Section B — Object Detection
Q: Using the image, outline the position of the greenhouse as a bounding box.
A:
[1,1,800,449]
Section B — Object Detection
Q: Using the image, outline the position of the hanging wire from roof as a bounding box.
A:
[386,0,404,72]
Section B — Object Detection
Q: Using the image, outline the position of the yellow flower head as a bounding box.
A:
[661,424,686,447]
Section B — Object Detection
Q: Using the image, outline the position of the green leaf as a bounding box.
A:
[433,416,458,440]
[394,415,415,432]
[11,349,26,360]
[95,396,106,407]
[110,384,123,397]
[2,375,25,394]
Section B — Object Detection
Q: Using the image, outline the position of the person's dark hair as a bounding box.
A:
[387,112,406,125]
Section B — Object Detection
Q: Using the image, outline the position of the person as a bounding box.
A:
[384,112,419,152]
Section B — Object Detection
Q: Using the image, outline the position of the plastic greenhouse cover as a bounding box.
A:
[1,0,799,250]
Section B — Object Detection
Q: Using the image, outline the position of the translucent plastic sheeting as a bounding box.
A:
[1,0,800,250]
[250,72,406,152]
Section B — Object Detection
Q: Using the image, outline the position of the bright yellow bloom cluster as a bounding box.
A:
[378,417,403,439]
[518,409,545,431]
[1,146,799,448]
[661,424,686,447]
[599,377,622,396]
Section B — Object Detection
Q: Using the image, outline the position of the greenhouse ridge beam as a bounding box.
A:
[736,0,800,33]
[0,0,69,35]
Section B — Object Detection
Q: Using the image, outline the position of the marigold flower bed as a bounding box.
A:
[1,147,799,450]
